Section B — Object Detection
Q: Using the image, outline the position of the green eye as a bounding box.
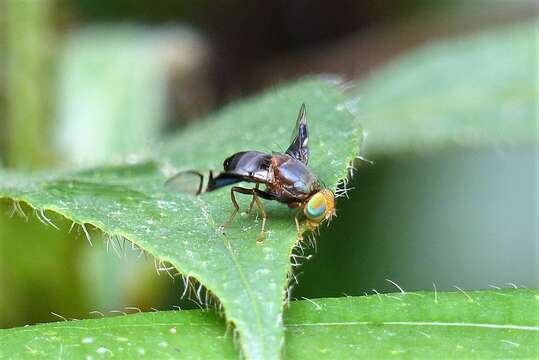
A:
[306,192,326,219]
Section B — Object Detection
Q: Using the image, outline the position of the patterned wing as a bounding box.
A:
[285,103,309,165]
[165,170,244,195]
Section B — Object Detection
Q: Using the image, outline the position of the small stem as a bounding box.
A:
[4,0,54,168]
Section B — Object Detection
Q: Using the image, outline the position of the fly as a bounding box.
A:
[166,104,335,243]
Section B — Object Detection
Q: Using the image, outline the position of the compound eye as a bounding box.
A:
[305,192,327,221]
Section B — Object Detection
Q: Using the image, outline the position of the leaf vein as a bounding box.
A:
[285,321,539,331]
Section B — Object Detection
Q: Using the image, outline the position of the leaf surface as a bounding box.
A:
[0,78,361,359]
[1,290,536,359]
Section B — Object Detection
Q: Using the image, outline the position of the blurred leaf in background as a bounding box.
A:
[0,0,80,328]
[0,210,87,327]
[55,25,213,167]
[356,22,536,157]
[4,0,55,169]
[296,21,537,299]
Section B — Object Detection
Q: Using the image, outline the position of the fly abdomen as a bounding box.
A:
[165,151,272,195]
[223,151,271,175]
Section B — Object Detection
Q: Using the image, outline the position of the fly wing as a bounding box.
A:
[285,103,309,165]
[165,170,245,195]
[165,170,206,195]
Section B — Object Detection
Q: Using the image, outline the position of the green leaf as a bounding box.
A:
[285,289,538,359]
[0,78,361,360]
[1,290,536,359]
[354,21,537,158]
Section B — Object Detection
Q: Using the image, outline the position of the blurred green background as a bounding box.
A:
[0,0,537,328]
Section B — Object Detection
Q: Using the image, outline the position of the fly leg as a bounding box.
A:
[246,183,259,215]
[221,186,242,230]
[222,186,273,244]
[294,212,303,242]
[250,191,267,244]
[250,187,275,243]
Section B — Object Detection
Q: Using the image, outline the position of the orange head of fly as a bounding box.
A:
[303,189,335,230]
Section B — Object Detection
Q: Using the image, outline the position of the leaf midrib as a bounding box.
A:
[284,321,539,331]
[195,198,267,344]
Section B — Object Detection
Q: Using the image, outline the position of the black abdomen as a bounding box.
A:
[223,151,271,180]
